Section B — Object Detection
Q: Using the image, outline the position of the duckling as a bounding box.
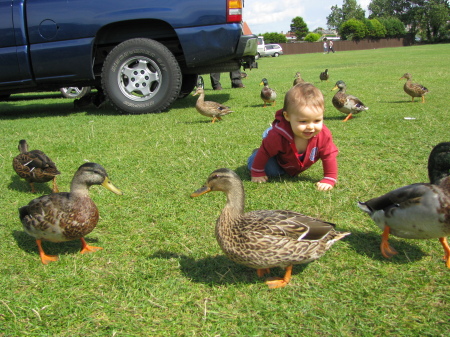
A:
[260,78,277,107]
[192,87,233,123]
[331,80,368,122]
[293,72,305,86]
[399,73,429,103]
[19,162,123,264]
[191,168,350,288]
[320,69,329,82]
[358,142,450,268]
[13,139,60,193]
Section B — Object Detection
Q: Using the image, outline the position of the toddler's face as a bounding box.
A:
[283,106,323,140]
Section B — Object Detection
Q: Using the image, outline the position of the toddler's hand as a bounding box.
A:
[316,182,333,191]
[251,176,268,183]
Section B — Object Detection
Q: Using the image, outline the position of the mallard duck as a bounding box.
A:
[293,72,305,86]
[260,78,277,107]
[19,162,123,264]
[320,69,329,82]
[331,80,368,122]
[191,168,350,288]
[192,87,233,123]
[358,142,450,268]
[13,139,60,193]
[399,73,429,103]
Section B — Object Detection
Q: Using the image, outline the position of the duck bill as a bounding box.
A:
[191,185,211,197]
[102,178,123,195]
[331,85,338,91]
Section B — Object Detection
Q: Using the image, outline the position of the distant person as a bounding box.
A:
[323,40,328,54]
[247,82,338,191]
[328,40,335,53]
[210,70,245,90]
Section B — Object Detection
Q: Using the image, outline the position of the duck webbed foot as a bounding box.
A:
[380,226,398,258]
[265,265,292,289]
[36,239,59,265]
[80,238,103,254]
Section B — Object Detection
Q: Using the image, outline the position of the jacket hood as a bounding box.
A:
[272,109,294,142]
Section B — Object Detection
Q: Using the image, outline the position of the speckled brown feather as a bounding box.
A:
[18,162,122,263]
[192,87,233,122]
[12,139,60,192]
[192,168,350,271]
[331,80,368,118]
[400,73,429,102]
[293,72,305,86]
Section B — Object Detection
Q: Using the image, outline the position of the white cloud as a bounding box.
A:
[243,0,371,34]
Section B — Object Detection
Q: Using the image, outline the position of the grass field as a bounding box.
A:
[0,44,449,336]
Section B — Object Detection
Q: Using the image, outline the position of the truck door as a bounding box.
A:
[0,0,33,88]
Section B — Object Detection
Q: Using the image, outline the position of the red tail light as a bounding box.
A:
[227,0,243,23]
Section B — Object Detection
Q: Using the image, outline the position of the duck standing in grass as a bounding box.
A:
[293,72,305,86]
[19,162,123,264]
[399,73,429,103]
[191,168,350,288]
[13,139,60,193]
[320,69,329,82]
[260,78,277,107]
[192,87,233,123]
[358,142,450,268]
[331,80,368,122]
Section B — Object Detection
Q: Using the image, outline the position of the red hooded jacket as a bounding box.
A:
[250,109,338,186]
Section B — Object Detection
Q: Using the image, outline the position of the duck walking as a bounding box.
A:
[331,80,368,122]
[19,162,123,264]
[13,139,60,193]
[192,87,233,123]
[191,168,350,288]
[260,78,277,107]
[399,73,429,103]
[358,142,450,268]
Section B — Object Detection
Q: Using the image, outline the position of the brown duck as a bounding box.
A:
[320,69,329,82]
[331,80,368,122]
[358,142,450,268]
[191,168,350,288]
[399,73,429,103]
[192,87,233,123]
[293,72,305,86]
[260,78,277,107]
[19,162,123,264]
[13,139,60,193]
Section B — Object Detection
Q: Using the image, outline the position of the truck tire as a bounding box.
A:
[60,86,91,98]
[178,74,198,99]
[102,38,182,114]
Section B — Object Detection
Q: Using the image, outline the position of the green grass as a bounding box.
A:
[1,44,449,336]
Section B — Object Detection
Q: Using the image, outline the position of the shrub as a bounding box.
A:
[340,19,368,40]
[304,33,321,42]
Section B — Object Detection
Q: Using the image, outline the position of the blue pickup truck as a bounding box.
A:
[0,0,257,114]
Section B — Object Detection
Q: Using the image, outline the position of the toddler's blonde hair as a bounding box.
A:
[283,82,324,115]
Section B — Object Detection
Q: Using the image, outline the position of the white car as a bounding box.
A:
[262,44,283,57]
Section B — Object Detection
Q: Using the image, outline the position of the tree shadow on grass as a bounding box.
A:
[150,250,309,286]
[344,230,428,265]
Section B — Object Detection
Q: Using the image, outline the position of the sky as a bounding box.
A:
[243,0,371,34]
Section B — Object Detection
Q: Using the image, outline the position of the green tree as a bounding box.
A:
[290,16,309,40]
[327,0,366,33]
[365,18,387,38]
[340,18,368,40]
[378,16,406,37]
[261,32,287,44]
[423,0,450,41]
[304,33,321,42]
